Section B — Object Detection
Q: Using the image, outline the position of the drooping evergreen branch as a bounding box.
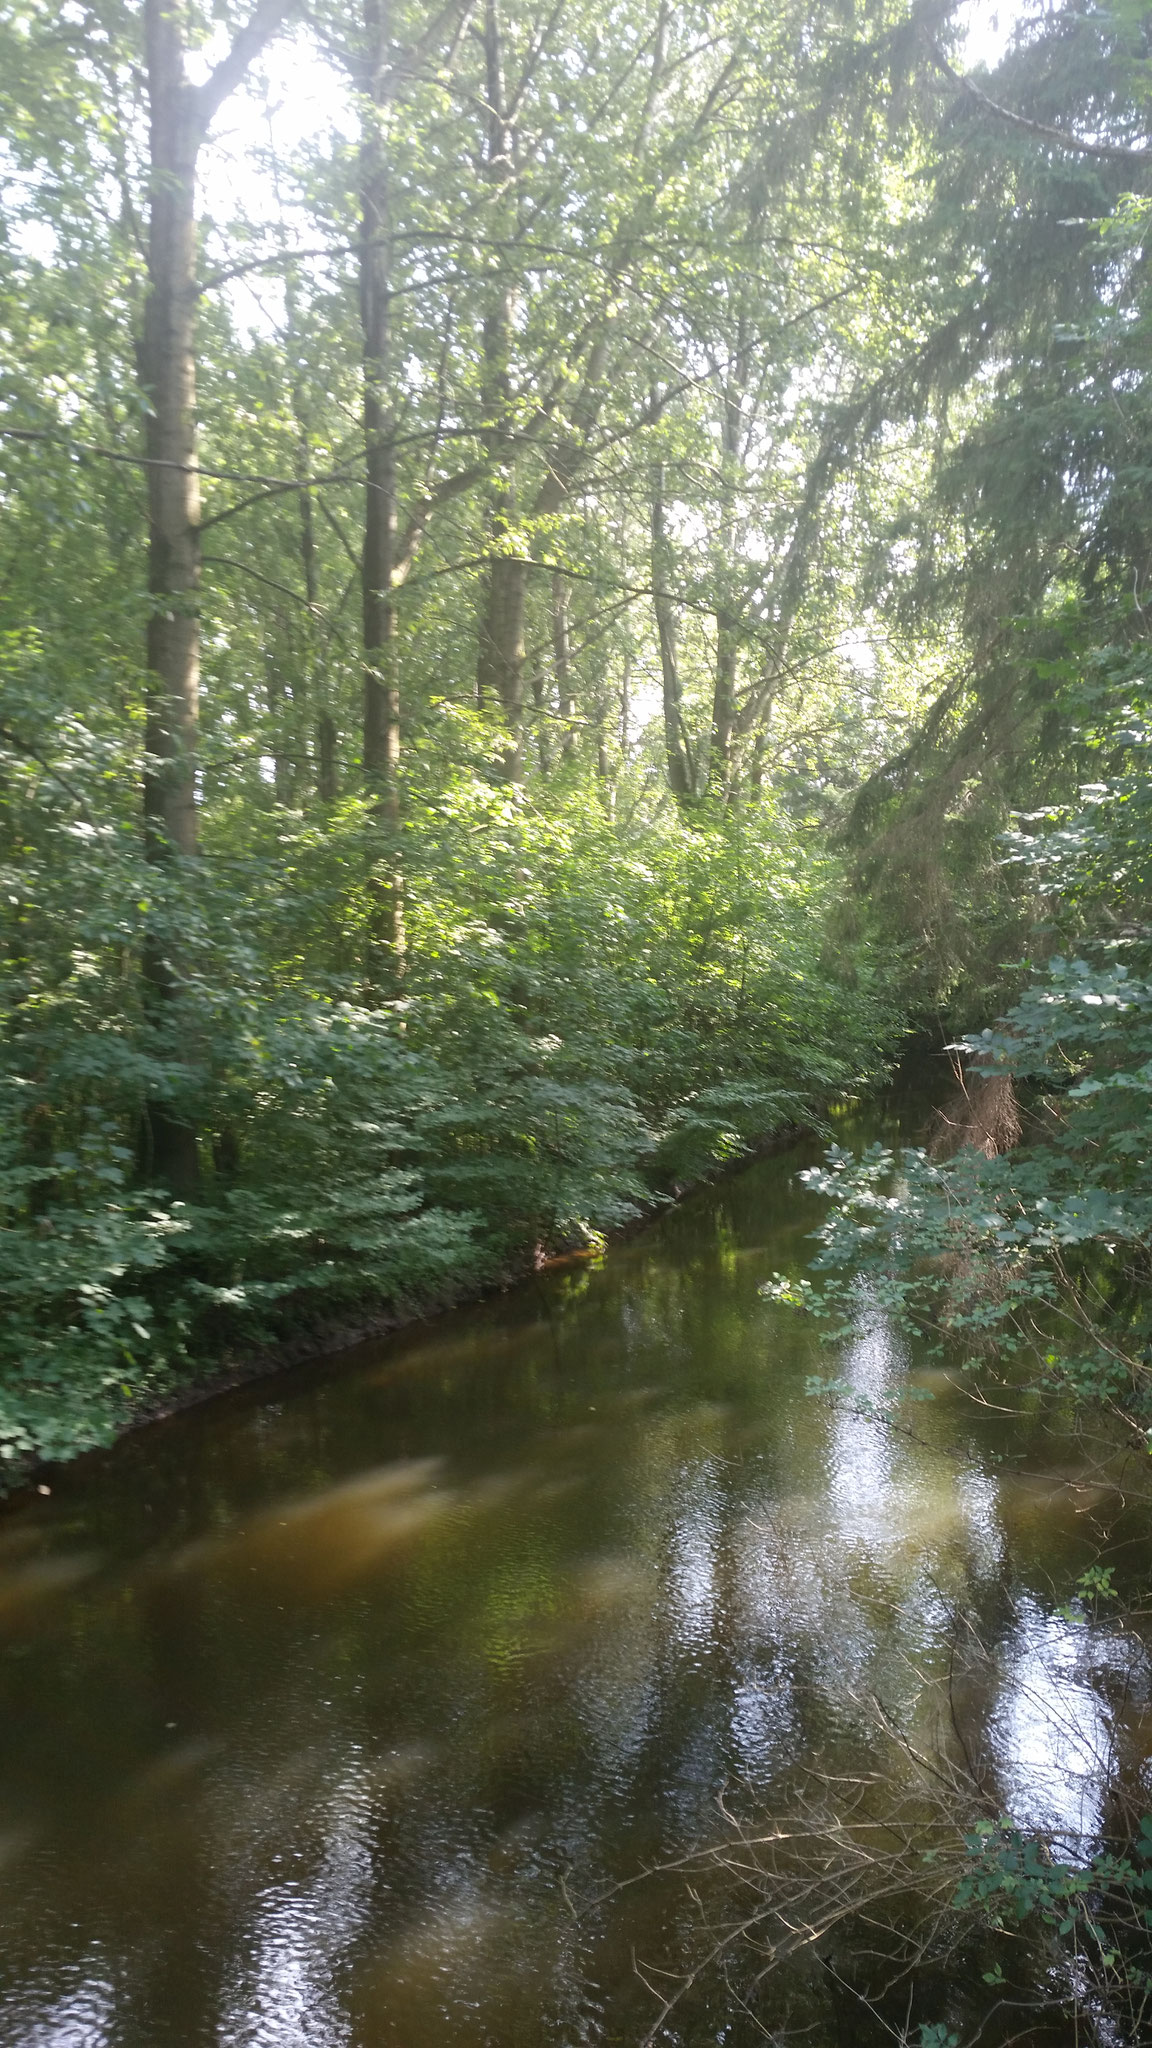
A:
[929,39,1152,166]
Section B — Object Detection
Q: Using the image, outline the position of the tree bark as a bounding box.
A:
[286,268,321,797]
[709,379,743,800]
[749,719,768,795]
[140,0,290,1193]
[530,661,553,774]
[474,0,527,778]
[477,557,527,774]
[361,0,404,981]
[551,570,575,761]
[142,0,201,866]
[317,712,339,804]
[650,461,694,800]
[711,618,737,798]
[265,656,294,804]
[595,699,611,786]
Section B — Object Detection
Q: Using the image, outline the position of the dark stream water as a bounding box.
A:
[0,1085,1149,2046]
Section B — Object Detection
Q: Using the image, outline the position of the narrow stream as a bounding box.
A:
[0,1082,1148,2046]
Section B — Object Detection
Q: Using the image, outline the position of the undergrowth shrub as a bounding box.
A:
[0,691,904,1467]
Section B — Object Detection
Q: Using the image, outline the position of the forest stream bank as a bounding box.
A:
[0,1068,1147,2046]
[88,1103,824,1478]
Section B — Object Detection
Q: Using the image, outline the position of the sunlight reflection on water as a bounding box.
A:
[218,1771,375,2048]
[0,1108,1148,2044]
[991,1597,1146,1846]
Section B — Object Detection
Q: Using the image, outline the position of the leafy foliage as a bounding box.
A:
[0,664,899,1464]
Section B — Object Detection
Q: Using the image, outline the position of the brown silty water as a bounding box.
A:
[0,1080,1148,2045]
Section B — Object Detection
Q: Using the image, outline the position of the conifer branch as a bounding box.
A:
[929,40,1152,166]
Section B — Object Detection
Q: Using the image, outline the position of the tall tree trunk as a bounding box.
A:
[140,2,202,1190]
[317,712,339,804]
[551,569,576,760]
[530,662,553,774]
[709,384,742,800]
[596,701,611,785]
[265,655,294,804]
[711,618,737,798]
[138,0,290,1192]
[477,557,527,775]
[361,0,404,983]
[474,0,526,778]
[650,461,693,800]
[143,1,200,869]
[296,420,318,618]
[285,269,321,798]
[141,0,290,862]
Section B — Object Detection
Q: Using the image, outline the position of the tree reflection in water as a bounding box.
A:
[0,1104,1149,2046]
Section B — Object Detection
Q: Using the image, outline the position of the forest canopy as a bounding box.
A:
[3,0,1152,1466]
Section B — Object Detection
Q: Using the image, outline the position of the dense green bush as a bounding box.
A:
[779,656,1152,1440]
[0,674,902,1467]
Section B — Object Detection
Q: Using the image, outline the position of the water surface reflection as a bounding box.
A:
[0,1093,1147,2044]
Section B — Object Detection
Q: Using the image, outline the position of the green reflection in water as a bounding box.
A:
[0,1081,1146,2045]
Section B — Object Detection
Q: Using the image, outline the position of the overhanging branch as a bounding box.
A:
[929,39,1152,166]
